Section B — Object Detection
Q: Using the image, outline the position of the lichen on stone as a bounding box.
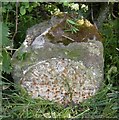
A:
[20,57,102,105]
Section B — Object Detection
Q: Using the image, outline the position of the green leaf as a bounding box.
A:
[71,27,79,33]
[28,6,33,12]
[2,23,11,47]
[32,2,38,8]
[24,3,29,9]
[16,50,28,61]
[7,4,13,11]
[63,2,69,6]
[64,29,72,32]
[2,49,12,74]
[20,6,26,15]
[2,7,7,13]
[66,19,78,26]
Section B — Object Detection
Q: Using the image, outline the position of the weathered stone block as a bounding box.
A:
[12,14,104,105]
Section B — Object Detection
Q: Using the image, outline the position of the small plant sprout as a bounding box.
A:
[65,19,79,34]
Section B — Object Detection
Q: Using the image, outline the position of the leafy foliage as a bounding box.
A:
[19,2,39,15]
[101,19,119,86]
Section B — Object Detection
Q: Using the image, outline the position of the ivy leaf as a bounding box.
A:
[20,6,26,15]
[2,23,11,47]
[2,49,12,74]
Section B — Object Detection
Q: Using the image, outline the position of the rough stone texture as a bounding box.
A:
[12,13,104,105]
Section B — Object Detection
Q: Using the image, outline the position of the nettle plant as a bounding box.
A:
[1,23,12,74]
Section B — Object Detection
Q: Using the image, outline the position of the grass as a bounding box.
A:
[1,20,119,119]
[2,80,118,119]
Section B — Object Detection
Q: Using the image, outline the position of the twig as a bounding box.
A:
[110,3,119,19]
[91,3,98,30]
[12,1,19,48]
[5,47,18,51]
[62,35,75,42]
[116,48,119,52]
[112,12,118,19]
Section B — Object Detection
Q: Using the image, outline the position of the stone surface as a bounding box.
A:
[12,13,104,105]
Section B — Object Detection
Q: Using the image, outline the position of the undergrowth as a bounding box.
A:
[1,2,119,119]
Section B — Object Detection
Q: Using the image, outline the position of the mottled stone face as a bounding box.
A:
[12,13,104,106]
[20,58,101,105]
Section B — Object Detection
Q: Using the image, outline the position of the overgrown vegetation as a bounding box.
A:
[1,2,119,119]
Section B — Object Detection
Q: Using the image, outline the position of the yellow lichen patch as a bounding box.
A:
[76,19,85,26]
[53,11,65,17]
[84,19,93,27]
